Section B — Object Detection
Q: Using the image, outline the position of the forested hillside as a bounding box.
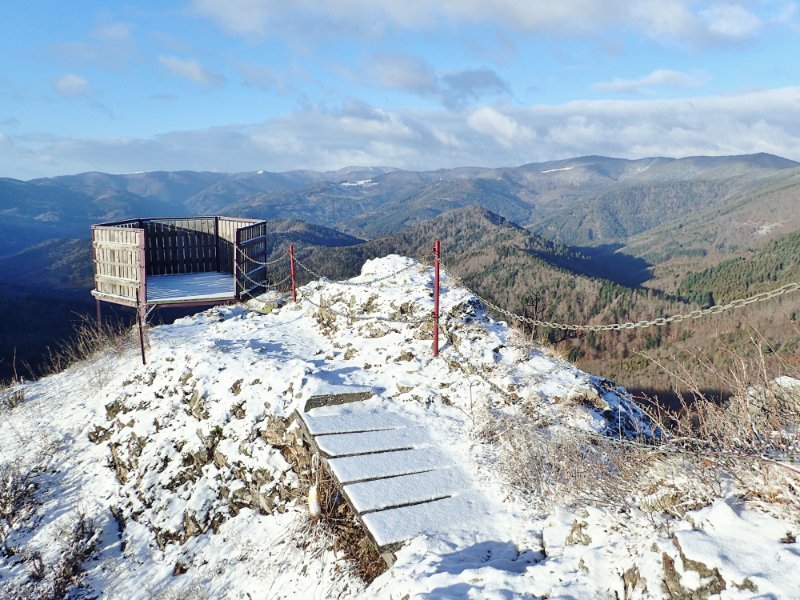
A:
[3,154,799,396]
[678,231,800,306]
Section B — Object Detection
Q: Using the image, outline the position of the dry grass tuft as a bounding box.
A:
[286,438,386,585]
[499,423,647,512]
[495,326,800,523]
[42,315,134,383]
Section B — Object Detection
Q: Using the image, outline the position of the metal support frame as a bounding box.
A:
[433,239,440,357]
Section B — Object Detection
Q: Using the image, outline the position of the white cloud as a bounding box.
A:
[466,106,534,147]
[7,88,800,177]
[594,69,705,94]
[93,22,134,43]
[51,21,136,68]
[189,0,780,45]
[239,63,294,94]
[700,3,763,40]
[54,74,92,97]
[370,54,439,95]
[774,3,798,26]
[367,54,509,109]
[159,56,223,86]
[191,0,276,36]
[626,0,702,41]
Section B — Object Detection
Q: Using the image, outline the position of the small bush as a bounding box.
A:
[288,439,386,585]
[0,464,38,550]
[0,351,26,410]
[42,315,133,381]
[48,511,100,599]
[499,423,646,511]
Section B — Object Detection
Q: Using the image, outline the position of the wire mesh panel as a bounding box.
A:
[91,225,143,307]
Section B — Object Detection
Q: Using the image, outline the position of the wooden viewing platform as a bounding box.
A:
[294,394,485,566]
[91,216,268,317]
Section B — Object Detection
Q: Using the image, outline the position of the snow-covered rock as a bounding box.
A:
[1,255,797,598]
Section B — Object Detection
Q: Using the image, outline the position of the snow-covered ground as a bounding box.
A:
[1,255,798,599]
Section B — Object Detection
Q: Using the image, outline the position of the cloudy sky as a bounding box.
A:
[1,0,799,179]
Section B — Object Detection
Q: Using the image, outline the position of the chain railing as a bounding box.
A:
[240,251,289,267]
[438,320,800,465]
[439,261,800,332]
[234,262,269,293]
[298,288,431,325]
[270,274,293,290]
[233,242,800,466]
[293,253,430,287]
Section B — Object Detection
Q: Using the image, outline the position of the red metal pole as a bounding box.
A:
[289,245,297,303]
[433,239,440,357]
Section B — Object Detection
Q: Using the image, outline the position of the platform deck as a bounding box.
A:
[146,272,235,304]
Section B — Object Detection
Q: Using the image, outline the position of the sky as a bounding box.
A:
[1,0,799,179]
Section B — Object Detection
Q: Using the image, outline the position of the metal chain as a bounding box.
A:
[440,322,800,463]
[292,257,326,280]
[299,289,431,325]
[241,252,288,267]
[269,274,292,290]
[235,263,269,291]
[439,261,800,332]
[293,254,429,287]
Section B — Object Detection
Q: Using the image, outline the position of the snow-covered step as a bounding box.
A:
[301,381,377,411]
[294,403,489,565]
[315,426,430,457]
[301,410,410,435]
[344,467,468,513]
[362,491,494,548]
[328,447,453,484]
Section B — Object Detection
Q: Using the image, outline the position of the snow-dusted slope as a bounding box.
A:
[1,256,797,599]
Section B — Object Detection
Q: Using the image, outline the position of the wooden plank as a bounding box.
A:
[344,467,466,513]
[95,274,140,285]
[92,241,140,250]
[91,290,138,307]
[361,491,490,548]
[237,235,268,248]
[314,426,429,458]
[304,389,374,412]
[301,411,410,435]
[327,447,454,484]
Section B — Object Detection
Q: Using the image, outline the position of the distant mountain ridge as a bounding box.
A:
[2,153,797,258]
[4,153,800,386]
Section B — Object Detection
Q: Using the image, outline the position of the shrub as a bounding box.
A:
[42,315,134,382]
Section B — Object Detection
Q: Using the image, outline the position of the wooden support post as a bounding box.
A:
[234,227,242,300]
[138,226,147,312]
[135,290,147,365]
[214,216,221,273]
[433,239,440,357]
[262,223,269,296]
[289,245,297,303]
[96,299,102,326]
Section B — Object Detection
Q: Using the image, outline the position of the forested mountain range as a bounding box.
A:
[2,153,796,257]
[2,153,799,393]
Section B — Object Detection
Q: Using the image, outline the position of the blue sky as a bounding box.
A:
[1,0,799,179]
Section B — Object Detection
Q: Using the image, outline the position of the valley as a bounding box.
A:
[2,153,799,401]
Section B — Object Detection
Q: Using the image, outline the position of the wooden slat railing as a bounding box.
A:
[91,225,144,307]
